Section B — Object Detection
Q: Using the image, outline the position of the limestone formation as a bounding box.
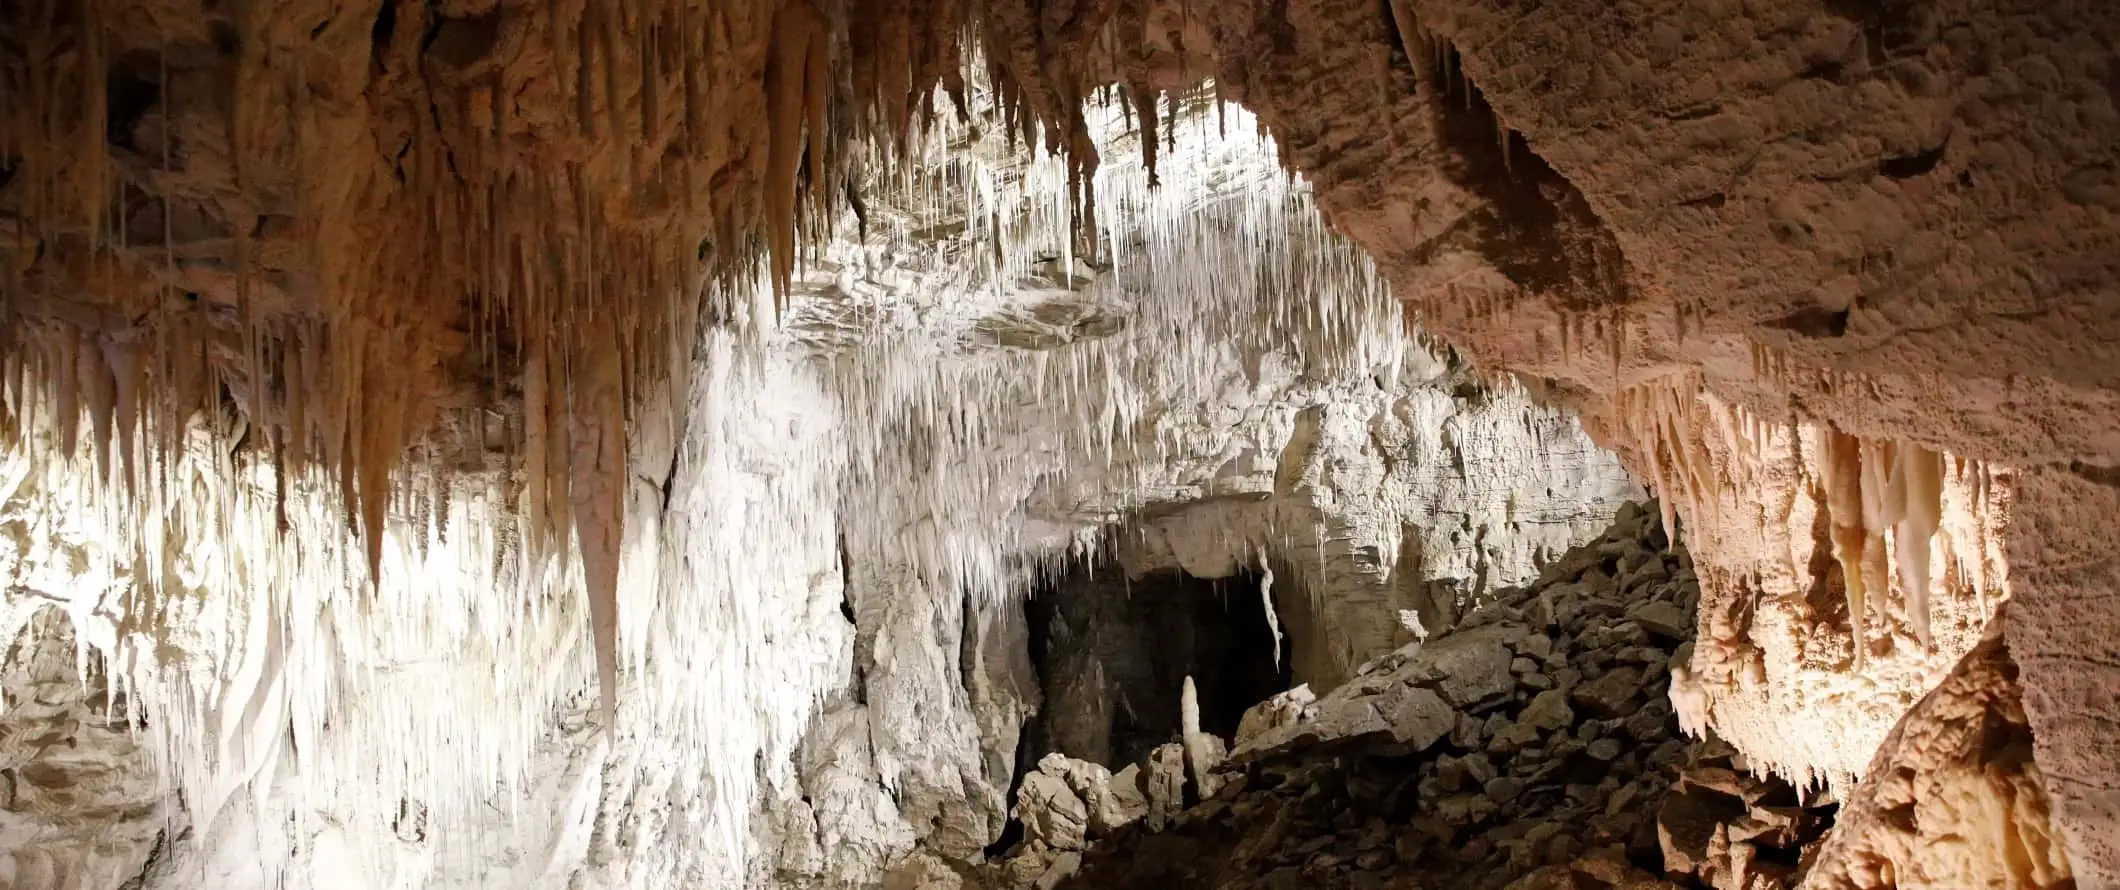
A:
[1800,612,2074,890]
[5,1,2119,886]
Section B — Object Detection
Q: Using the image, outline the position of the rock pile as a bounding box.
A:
[981,502,1814,890]
[1655,739,1837,890]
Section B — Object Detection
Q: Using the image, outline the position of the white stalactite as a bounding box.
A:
[0,92,1639,889]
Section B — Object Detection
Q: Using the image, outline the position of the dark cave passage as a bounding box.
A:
[1021,559,1293,772]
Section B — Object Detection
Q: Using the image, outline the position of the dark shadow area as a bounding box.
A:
[1413,38,1637,312]
[989,554,1294,856]
[999,553,1295,802]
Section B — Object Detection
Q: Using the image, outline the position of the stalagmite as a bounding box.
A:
[1180,675,1226,798]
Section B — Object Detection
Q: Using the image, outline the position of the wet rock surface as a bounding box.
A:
[977,503,1847,890]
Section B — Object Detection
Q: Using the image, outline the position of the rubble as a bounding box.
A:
[980,502,1847,890]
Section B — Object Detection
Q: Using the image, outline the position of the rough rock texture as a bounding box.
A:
[1800,610,2073,890]
[1656,740,1838,890]
[1600,377,2013,790]
[1186,2,2120,879]
[1104,364,1640,689]
[1003,504,1718,890]
[0,610,165,889]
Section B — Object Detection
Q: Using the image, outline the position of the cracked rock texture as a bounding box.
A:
[0,610,165,890]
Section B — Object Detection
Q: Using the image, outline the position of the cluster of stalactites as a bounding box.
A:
[0,0,1210,721]
[1616,373,2002,666]
[1818,428,1950,661]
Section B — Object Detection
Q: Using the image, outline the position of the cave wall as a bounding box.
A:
[1175,0,2120,880]
[1110,375,1641,690]
[1803,608,2074,890]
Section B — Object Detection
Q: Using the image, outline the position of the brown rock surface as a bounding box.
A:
[1801,610,2074,890]
[1189,4,2119,878]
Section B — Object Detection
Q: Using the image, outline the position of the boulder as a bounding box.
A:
[1145,743,1186,831]
[1035,755,1146,837]
[1234,685,1315,749]
[1518,690,1574,733]
[1407,626,1519,709]
[1016,770,1090,851]
[1630,601,1692,642]
[1570,665,1644,717]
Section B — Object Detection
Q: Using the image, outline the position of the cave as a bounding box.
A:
[1027,561,1294,772]
[0,2,2112,888]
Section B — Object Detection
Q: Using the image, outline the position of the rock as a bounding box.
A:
[1518,633,1554,660]
[1434,794,1499,824]
[1016,771,1090,851]
[1489,720,1542,755]
[1624,701,1672,741]
[1570,666,1643,717]
[1146,744,1186,831]
[1631,601,1691,641]
[1657,786,1748,877]
[1230,679,1453,767]
[1035,755,1146,836]
[1728,805,1804,848]
[1376,683,1457,751]
[1407,626,1519,709]
[1235,685,1316,749]
[1462,753,1499,785]
[1040,504,1741,890]
[883,849,968,890]
[1452,712,1485,748]
[1603,622,1651,648]
[1504,852,1685,890]
[1033,851,1082,890]
[1189,733,1230,798]
[1518,690,1575,732]
[1624,559,1672,594]
[1607,780,1646,817]
[1681,765,1747,798]
[1615,645,1664,665]
[1109,764,1148,813]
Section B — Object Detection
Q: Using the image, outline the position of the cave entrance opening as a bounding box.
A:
[1028,560,1293,772]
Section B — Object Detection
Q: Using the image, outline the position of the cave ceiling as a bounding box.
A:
[5,0,2120,883]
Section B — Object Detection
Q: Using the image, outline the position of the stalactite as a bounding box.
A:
[1821,427,1870,668]
[1892,444,1944,648]
[0,6,1618,879]
[1257,546,1284,672]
